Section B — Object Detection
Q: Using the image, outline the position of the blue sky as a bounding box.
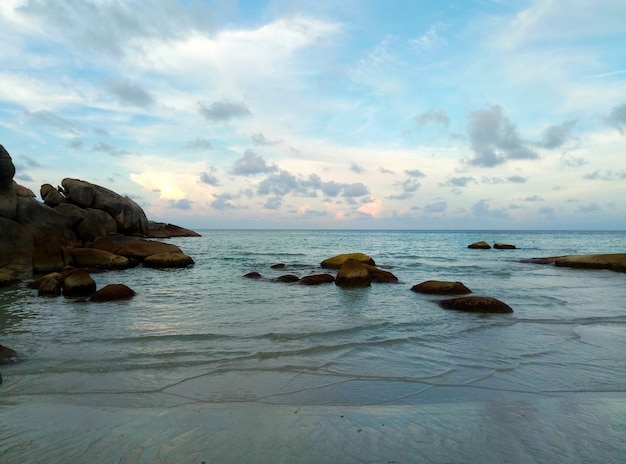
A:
[1,0,625,229]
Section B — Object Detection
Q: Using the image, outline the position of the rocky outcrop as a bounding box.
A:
[37,272,64,296]
[468,241,491,249]
[90,284,136,302]
[521,253,626,273]
[299,274,335,285]
[143,252,194,268]
[411,280,472,295]
[145,221,201,238]
[62,268,96,297]
[335,258,372,288]
[92,234,182,260]
[64,247,132,270]
[439,296,513,313]
[321,253,375,269]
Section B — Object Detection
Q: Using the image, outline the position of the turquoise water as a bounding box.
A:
[1,230,626,462]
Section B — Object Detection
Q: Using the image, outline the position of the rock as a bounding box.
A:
[93,234,182,260]
[40,184,67,207]
[521,254,626,273]
[271,263,285,269]
[299,273,335,285]
[0,268,20,287]
[411,280,472,295]
[90,283,136,302]
[143,252,194,268]
[0,144,17,219]
[468,241,491,249]
[335,258,372,288]
[364,264,398,283]
[37,272,64,297]
[62,268,96,297]
[244,272,262,279]
[76,208,118,242]
[494,243,516,249]
[439,296,513,313]
[61,178,148,234]
[64,247,131,269]
[274,274,300,283]
[0,344,18,364]
[321,253,375,269]
[14,181,35,198]
[145,221,201,238]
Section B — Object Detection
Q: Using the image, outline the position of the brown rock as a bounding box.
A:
[93,234,182,259]
[321,253,375,269]
[274,274,300,283]
[553,253,626,272]
[62,268,96,297]
[143,252,194,268]
[65,247,131,269]
[411,280,472,295]
[244,272,262,279]
[90,283,135,302]
[468,241,491,249]
[364,264,398,283]
[299,273,335,285]
[0,268,20,287]
[40,184,67,207]
[271,263,285,269]
[145,221,201,238]
[494,243,516,249]
[439,296,513,313]
[37,272,64,297]
[335,258,372,288]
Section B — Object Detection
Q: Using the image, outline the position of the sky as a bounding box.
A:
[1,0,625,230]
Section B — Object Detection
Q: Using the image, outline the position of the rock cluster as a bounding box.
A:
[521,253,626,273]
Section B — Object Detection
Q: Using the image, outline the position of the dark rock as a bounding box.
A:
[37,272,64,297]
[335,258,372,288]
[90,283,136,302]
[494,243,516,249]
[411,280,472,295]
[521,254,626,273]
[40,183,67,207]
[365,264,398,283]
[271,263,285,269]
[61,178,148,234]
[299,273,335,285]
[93,234,182,259]
[439,296,513,313]
[76,208,118,242]
[143,252,194,268]
[0,268,20,287]
[274,274,300,283]
[468,241,491,249]
[0,145,17,219]
[62,268,96,297]
[64,247,131,269]
[1,344,18,364]
[244,272,262,279]
[321,253,375,269]
[145,221,201,238]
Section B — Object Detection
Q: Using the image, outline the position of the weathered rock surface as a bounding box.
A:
[92,234,182,260]
[145,221,201,238]
[468,241,491,249]
[335,258,372,288]
[522,253,626,273]
[299,273,335,285]
[274,274,300,283]
[494,243,516,249]
[0,268,20,287]
[37,272,64,297]
[143,252,194,268]
[62,268,96,297]
[40,184,67,207]
[90,283,136,302]
[439,296,513,313]
[61,178,148,234]
[64,247,131,270]
[321,253,375,269]
[411,280,472,295]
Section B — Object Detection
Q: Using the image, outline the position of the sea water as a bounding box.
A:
[1,230,625,462]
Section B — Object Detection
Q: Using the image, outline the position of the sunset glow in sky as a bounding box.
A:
[1,0,625,229]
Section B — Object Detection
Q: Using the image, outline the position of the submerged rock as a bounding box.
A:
[521,253,626,273]
[299,273,335,285]
[439,296,513,313]
[90,283,136,302]
[494,243,516,249]
[468,241,491,249]
[62,268,96,297]
[321,253,375,269]
[411,280,472,295]
[143,252,194,268]
[0,344,18,364]
[274,274,300,283]
[335,258,372,288]
[243,272,262,279]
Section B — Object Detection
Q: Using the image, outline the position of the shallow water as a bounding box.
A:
[2,230,626,462]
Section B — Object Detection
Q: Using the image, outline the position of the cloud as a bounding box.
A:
[257,170,370,200]
[211,193,237,210]
[350,163,364,174]
[232,149,278,175]
[249,132,281,146]
[541,119,577,148]
[423,199,447,213]
[199,100,251,122]
[578,202,601,213]
[342,182,369,197]
[467,105,538,167]
[92,142,131,157]
[263,196,283,210]
[404,168,426,178]
[481,175,528,184]
[523,195,544,202]
[379,167,395,174]
[441,176,476,188]
[411,21,447,52]
[413,109,450,128]
[25,109,78,135]
[560,154,587,167]
[472,199,509,219]
[583,169,626,181]
[186,138,213,150]
[388,178,421,200]
[102,78,155,108]
[607,103,626,134]
[199,169,220,186]
[170,199,192,210]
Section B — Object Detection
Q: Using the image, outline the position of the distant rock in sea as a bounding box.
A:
[521,253,626,273]
[468,241,491,249]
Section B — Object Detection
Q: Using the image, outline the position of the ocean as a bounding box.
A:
[1,229,625,463]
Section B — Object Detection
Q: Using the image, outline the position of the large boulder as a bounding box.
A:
[468,241,491,249]
[411,280,472,295]
[62,268,96,297]
[37,272,64,297]
[0,144,17,219]
[92,234,182,259]
[61,178,148,234]
[0,268,20,287]
[321,253,375,269]
[439,296,513,313]
[64,247,131,270]
[143,252,194,268]
[40,183,67,207]
[90,283,135,302]
[146,221,201,238]
[299,273,335,285]
[0,217,34,271]
[335,258,372,288]
[521,254,626,273]
[494,243,516,250]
